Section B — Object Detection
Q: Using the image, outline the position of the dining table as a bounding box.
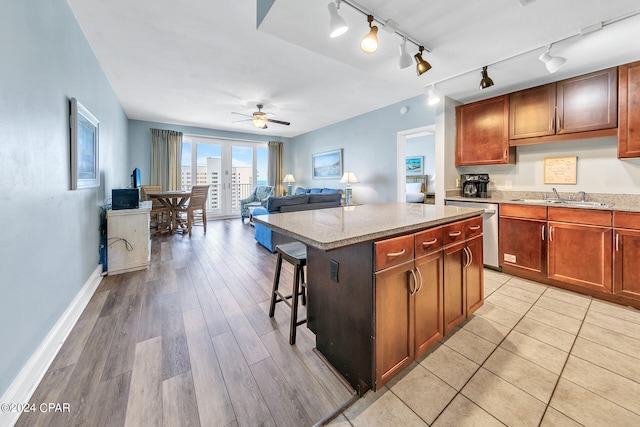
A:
[148,190,192,234]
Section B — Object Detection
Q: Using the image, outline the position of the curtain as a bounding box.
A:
[151,129,183,191]
[268,141,284,196]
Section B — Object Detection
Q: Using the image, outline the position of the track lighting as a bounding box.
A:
[398,38,413,69]
[479,66,494,89]
[360,15,378,54]
[427,85,441,105]
[414,46,431,76]
[539,45,566,73]
[328,1,348,38]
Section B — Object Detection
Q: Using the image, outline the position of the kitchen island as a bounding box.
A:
[254,202,484,395]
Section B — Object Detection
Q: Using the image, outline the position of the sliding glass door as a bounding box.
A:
[182,135,268,219]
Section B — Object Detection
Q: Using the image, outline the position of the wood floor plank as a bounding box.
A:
[15,365,75,427]
[189,263,230,337]
[214,287,270,366]
[250,357,314,426]
[183,308,235,427]
[124,336,163,427]
[99,274,128,318]
[85,371,132,427]
[212,331,275,427]
[162,370,201,427]
[161,291,191,380]
[175,266,200,312]
[137,279,165,341]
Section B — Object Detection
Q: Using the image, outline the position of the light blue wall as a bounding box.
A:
[0,0,129,397]
[128,120,292,185]
[290,96,437,204]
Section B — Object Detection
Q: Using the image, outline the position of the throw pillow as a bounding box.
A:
[309,193,341,203]
[294,187,309,195]
[320,188,340,194]
[266,194,309,212]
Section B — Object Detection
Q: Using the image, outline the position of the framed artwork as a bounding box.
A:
[312,149,343,179]
[70,97,100,189]
[544,156,577,184]
[405,156,424,175]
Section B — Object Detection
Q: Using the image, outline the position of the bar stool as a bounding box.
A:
[269,241,307,345]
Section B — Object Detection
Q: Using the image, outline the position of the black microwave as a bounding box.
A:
[112,189,139,210]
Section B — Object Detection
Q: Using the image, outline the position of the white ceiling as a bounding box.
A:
[67,0,640,138]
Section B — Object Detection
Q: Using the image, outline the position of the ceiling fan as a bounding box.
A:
[232,104,291,129]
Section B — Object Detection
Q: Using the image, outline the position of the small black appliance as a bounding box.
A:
[461,174,490,198]
[112,188,140,210]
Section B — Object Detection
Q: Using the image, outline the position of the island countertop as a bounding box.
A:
[253,202,484,250]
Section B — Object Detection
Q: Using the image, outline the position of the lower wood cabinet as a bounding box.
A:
[499,204,548,280]
[613,212,640,299]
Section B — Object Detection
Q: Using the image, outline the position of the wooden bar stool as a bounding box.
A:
[268,241,307,345]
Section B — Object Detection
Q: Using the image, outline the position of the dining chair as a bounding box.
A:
[176,185,210,237]
[141,185,170,232]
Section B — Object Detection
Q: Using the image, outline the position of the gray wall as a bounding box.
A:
[289,96,437,204]
[0,0,129,396]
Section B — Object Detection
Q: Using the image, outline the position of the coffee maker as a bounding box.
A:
[461,174,490,198]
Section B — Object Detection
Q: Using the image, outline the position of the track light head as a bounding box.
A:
[360,15,378,54]
[398,38,413,69]
[414,46,431,76]
[479,66,494,89]
[539,45,566,73]
[427,85,441,105]
[328,1,348,38]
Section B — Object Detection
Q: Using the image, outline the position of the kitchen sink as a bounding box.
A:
[509,199,563,204]
[561,200,613,207]
[509,199,613,207]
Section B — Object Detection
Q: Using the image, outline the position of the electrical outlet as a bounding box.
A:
[455,178,461,188]
[330,260,339,282]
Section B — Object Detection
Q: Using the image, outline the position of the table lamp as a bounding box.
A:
[340,172,359,205]
[283,174,296,195]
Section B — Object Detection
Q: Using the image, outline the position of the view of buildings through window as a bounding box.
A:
[181,136,268,215]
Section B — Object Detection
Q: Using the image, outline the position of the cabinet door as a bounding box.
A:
[466,235,484,315]
[618,61,640,158]
[509,83,556,139]
[456,95,514,166]
[374,259,415,389]
[556,67,618,134]
[499,217,547,278]
[443,241,466,334]
[548,221,612,292]
[414,250,443,359]
[613,228,640,299]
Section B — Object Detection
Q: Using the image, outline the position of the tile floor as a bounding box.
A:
[329,269,640,426]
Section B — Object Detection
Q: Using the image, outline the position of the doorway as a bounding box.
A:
[396,125,436,202]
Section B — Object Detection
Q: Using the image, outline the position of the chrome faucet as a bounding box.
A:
[552,188,560,200]
[578,191,586,202]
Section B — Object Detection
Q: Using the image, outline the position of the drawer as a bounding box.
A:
[465,216,483,238]
[548,207,611,227]
[443,220,466,246]
[614,211,640,230]
[415,226,443,256]
[375,234,414,271]
[500,204,547,220]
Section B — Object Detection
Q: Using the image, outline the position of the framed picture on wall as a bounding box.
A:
[70,97,100,189]
[406,156,424,175]
[312,149,343,179]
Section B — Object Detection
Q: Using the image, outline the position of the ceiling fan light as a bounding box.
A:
[360,15,378,54]
[414,46,431,76]
[539,47,566,73]
[479,66,494,89]
[398,38,413,69]
[328,1,348,38]
[252,114,268,129]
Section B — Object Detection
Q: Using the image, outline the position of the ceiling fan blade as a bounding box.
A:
[267,118,291,126]
[232,118,253,123]
[231,112,252,118]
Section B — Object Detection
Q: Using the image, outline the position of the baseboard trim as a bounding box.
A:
[0,265,103,427]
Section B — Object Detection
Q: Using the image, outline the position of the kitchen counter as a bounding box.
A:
[445,194,640,213]
[253,202,484,250]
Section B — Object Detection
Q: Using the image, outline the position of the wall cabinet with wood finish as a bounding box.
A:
[509,67,618,145]
[455,95,515,166]
[618,61,640,158]
[613,212,640,299]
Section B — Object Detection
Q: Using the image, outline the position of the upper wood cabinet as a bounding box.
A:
[509,67,618,145]
[618,61,640,158]
[455,95,516,166]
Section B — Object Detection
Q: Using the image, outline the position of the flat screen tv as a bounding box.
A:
[131,168,141,189]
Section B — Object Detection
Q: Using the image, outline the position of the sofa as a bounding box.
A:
[240,185,274,223]
[253,187,343,252]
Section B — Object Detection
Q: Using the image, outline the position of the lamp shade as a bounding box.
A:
[340,172,359,184]
[360,15,378,54]
[479,66,494,89]
[398,39,413,69]
[414,46,431,76]
[427,86,441,105]
[283,174,296,183]
[328,2,348,38]
[539,51,566,73]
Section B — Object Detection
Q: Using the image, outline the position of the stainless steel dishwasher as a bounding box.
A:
[445,200,500,270]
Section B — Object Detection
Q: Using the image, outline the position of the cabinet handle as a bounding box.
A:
[541,224,545,241]
[469,225,481,231]
[415,267,423,293]
[448,231,462,237]
[422,238,438,247]
[549,225,553,242]
[616,233,619,252]
[387,248,406,257]
[467,246,473,268]
[462,246,472,268]
[409,269,418,295]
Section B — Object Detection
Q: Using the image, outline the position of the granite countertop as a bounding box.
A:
[445,193,640,213]
[253,202,484,251]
